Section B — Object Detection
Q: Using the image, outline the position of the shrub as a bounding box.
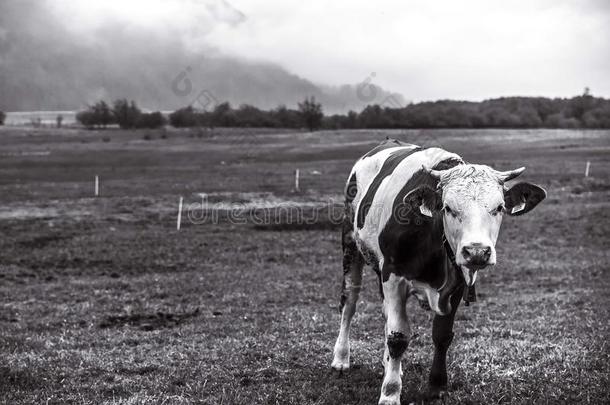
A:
[210,102,237,127]
[76,101,115,129]
[169,106,201,127]
[113,99,141,129]
[76,110,98,129]
[234,104,278,127]
[298,96,323,131]
[96,101,114,128]
[273,105,301,128]
[137,112,166,129]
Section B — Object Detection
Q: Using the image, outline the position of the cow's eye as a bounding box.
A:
[444,205,457,217]
[492,204,505,215]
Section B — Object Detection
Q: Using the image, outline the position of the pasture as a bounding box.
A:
[0,127,608,404]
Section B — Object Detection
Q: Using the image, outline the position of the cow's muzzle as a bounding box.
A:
[461,243,492,268]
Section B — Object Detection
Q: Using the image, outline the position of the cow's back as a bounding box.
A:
[346,140,462,267]
[347,141,419,216]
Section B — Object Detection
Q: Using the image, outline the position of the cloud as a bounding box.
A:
[207,0,610,100]
[0,0,608,111]
[0,0,401,112]
[0,0,238,110]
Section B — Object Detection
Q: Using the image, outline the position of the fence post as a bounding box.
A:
[177,197,183,230]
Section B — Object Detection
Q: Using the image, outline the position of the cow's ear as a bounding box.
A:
[403,185,442,218]
[504,182,546,216]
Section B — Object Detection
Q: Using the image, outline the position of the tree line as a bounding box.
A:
[325,91,610,129]
[76,100,166,129]
[62,90,610,130]
[169,97,323,130]
[74,97,324,131]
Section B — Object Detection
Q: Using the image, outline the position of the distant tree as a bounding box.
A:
[591,103,610,128]
[76,110,96,129]
[96,101,113,128]
[273,105,301,128]
[298,96,323,131]
[169,106,201,127]
[113,99,141,129]
[210,102,236,127]
[359,105,391,128]
[164,93,610,130]
[345,110,358,128]
[76,101,116,129]
[0,111,5,125]
[234,104,259,126]
[531,97,559,123]
[403,104,434,128]
[567,88,595,122]
[137,112,166,129]
[516,106,542,127]
[581,111,600,128]
[233,104,278,127]
[56,114,63,128]
[545,113,580,128]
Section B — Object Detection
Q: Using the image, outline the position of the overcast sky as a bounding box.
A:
[12,0,610,102]
[209,0,610,101]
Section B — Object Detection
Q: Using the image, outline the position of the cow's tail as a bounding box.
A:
[339,172,363,311]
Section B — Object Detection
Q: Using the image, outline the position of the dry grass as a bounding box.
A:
[0,127,609,404]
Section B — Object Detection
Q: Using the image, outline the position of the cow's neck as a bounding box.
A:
[443,237,459,270]
[442,234,477,306]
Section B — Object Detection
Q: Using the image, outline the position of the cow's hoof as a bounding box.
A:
[378,395,400,405]
[428,384,448,399]
[332,345,350,371]
[331,358,350,371]
[429,373,447,389]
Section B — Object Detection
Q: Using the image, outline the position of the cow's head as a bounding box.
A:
[404,164,546,286]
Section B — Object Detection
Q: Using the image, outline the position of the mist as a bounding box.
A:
[0,0,401,112]
[2,0,607,113]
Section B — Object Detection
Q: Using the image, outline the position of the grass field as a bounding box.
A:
[0,127,609,404]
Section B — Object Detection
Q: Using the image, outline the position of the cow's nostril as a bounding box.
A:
[481,246,491,261]
[462,245,492,265]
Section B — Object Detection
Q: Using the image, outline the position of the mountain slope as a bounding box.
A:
[0,1,402,113]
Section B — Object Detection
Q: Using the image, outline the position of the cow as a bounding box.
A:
[331,138,546,405]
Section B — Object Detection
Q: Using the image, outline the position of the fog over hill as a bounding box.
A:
[0,1,402,113]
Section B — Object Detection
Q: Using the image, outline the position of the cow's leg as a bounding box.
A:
[429,285,464,392]
[378,273,409,405]
[331,229,364,371]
